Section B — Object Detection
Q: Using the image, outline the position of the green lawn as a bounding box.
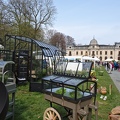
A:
[12,67,120,120]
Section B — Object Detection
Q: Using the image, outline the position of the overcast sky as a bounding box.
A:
[50,0,120,45]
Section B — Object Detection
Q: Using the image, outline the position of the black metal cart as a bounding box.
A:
[42,60,98,120]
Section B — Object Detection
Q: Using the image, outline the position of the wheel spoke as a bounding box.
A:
[47,112,50,117]
[43,107,61,120]
[50,110,52,115]
[53,115,58,120]
[50,110,54,118]
[53,111,55,117]
[45,116,49,120]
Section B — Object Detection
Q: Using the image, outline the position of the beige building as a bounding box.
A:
[66,38,120,61]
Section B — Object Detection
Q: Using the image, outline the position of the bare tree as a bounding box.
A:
[0,0,4,24]
[66,35,76,46]
[45,29,57,43]
[0,0,10,42]
[6,0,29,35]
[50,32,66,52]
[28,0,56,39]
[6,0,56,39]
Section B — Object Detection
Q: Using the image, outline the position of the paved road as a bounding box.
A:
[108,70,120,92]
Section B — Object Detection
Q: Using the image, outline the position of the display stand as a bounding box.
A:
[42,61,98,120]
[0,61,16,120]
[14,50,29,83]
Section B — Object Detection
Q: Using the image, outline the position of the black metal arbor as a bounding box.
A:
[3,34,62,92]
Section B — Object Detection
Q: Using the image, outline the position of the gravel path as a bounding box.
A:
[108,70,120,92]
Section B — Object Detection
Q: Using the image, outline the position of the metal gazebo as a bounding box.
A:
[1,34,63,92]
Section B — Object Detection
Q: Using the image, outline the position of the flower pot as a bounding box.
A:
[100,87,107,95]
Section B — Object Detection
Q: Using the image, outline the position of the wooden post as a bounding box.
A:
[109,84,112,95]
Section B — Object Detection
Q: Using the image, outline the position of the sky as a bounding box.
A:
[50,0,120,45]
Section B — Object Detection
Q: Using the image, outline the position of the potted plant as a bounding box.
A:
[98,71,104,76]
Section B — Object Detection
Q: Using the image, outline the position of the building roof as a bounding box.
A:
[89,38,98,46]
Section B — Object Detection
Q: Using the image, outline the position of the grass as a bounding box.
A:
[92,67,120,120]
[11,66,120,120]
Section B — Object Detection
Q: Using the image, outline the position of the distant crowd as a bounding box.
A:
[105,61,120,74]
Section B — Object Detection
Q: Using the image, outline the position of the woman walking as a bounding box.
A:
[108,61,112,74]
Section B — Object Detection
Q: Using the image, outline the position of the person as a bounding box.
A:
[118,62,120,71]
[114,61,119,70]
[106,62,109,71]
[108,61,112,74]
[111,61,114,71]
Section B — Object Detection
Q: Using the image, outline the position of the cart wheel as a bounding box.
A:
[43,107,61,120]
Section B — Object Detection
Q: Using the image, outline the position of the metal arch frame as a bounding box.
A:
[5,34,60,57]
[4,35,63,67]
[0,61,15,74]
[0,61,15,83]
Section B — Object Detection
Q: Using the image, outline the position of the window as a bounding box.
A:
[76,51,78,55]
[110,51,113,55]
[119,51,120,55]
[118,56,120,60]
[105,56,107,60]
[100,51,102,55]
[100,56,102,61]
[105,51,107,55]
[81,51,83,55]
[69,51,72,56]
